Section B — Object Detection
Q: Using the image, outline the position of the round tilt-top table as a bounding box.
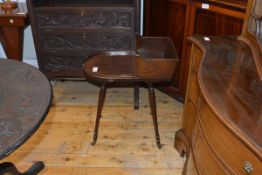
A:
[0,59,52,175]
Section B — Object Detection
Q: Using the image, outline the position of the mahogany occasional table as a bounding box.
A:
[0,59,52,174]
[0,3,29,61]
[83,51,178,149]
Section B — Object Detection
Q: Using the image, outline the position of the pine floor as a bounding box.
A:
[1,81,185,175]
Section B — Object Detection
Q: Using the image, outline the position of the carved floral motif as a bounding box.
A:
[36,11,132,29]
[41,33,134,70]
[45,56,85,70]
[42,34,133,50]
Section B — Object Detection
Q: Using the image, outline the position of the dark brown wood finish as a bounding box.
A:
[144,0,188,61]
[0,59,52,174]
[144,0,189,88]
[0,3,29,61]
[84,37,178,83]
[194,10,244,35]
[27,0,141,79]
[83,39,178,148]
[84,54,178,83]
[84,54,178,148]
[144,0,247,98]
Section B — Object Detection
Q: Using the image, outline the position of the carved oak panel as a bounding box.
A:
[35,10,133,30]
[40,33,134,51]
[44,55,87,70]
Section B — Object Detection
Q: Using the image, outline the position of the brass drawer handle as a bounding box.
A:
[243,161,253,175]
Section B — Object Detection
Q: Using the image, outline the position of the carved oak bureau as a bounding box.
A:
[27,0,140,79]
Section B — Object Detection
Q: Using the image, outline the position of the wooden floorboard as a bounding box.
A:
[0,81,185,174]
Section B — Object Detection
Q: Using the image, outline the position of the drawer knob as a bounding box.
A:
[243,161,253,175]
[9,19,14,24]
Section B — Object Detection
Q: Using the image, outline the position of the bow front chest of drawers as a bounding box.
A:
[174,36,262,175]
[27,0,140,79]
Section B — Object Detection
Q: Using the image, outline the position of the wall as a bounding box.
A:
[22,26,38,66]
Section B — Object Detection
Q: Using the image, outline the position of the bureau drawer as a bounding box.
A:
[199,104,262,175]
[33,8,134,31]
[193,122,229,175]
[38,32,135,52]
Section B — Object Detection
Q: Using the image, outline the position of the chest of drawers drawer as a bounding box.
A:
[192,122,230,175]
[33,8,134,31]
[199,104,262,175]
